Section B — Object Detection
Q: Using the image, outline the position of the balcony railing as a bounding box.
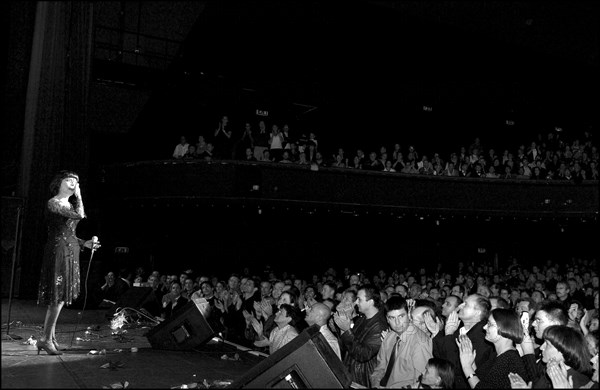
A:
[100,159,599,222]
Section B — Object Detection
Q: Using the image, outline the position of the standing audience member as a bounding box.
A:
[213,115,233,159]
[433,294,496,388]
[253,120,269,161]
[371,296,433,388]
[334,285,388,387]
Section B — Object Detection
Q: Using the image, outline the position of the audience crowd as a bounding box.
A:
[102,255,599,388]
[171,116,598,182]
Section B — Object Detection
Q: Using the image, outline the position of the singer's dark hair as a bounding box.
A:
[49,170,79,196]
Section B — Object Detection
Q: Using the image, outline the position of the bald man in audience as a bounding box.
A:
[305,302,342,360]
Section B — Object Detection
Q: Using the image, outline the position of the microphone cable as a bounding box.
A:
[69,238,98,348]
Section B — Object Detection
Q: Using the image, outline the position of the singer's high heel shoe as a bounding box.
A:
[37,340,63,355]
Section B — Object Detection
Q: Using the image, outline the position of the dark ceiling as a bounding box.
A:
[174,1,598,113]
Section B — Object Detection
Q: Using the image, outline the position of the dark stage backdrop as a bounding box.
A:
[93,204,596,281]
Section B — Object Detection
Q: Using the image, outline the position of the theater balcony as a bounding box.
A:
[99,160,598,224]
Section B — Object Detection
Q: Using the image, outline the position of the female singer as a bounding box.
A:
[36,170,100,355]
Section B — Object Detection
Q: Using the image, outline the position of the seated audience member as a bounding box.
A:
[100,271,129,304]
[172,136,189,159]
[252,303,301,355]
[182,145,198,159]
[371,296,433,387]
[191,281,225,334]
[509,325,593,388]
[457,308,528,388]
[262,149,273,162]
[305,302,342,360]
[198,142,215,161]
[321,281,338,302]
[334,285,388,387]
[181,278,196,300]
[161,281,188,319]
[140,274,166,317]
[243,147,257,161]
[297,151,310,165]
[196,135,207,155]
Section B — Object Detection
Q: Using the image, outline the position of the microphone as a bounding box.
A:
[91,236,99,253]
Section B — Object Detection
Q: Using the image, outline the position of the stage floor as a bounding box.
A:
[1,299,264,388]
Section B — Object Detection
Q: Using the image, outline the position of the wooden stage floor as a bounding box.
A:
[1,299,265,388]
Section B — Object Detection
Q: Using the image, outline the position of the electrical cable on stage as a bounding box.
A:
[69,237,99,349]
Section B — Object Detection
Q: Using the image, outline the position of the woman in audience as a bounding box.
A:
[509,325,593,388]
[458,308,528,388]
[409,357,455,389]
[543,330,598,389]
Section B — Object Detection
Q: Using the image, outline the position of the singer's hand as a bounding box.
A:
[84,238,101,250]
[74,183,82,198]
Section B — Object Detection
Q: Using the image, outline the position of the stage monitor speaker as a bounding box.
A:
[229,324,352,388]
[146,301,214,351]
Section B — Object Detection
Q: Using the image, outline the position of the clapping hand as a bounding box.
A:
[333,311,352,333]
[455,334,476,372]
[261,300,273,320]
[407,299,416,313]
[242,310,253,325]
[380,329,390,342]
[546,360,573,389]
[214,299,225,312]
[445,311,460,335]
[253,301,263,317]
[424,311,442,337]
[306,296,318,307]
[250,317,263,338]
[232,291,242,310]
[508,372,532,389]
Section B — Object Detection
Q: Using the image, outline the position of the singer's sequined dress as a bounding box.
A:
[37,198,85,306]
